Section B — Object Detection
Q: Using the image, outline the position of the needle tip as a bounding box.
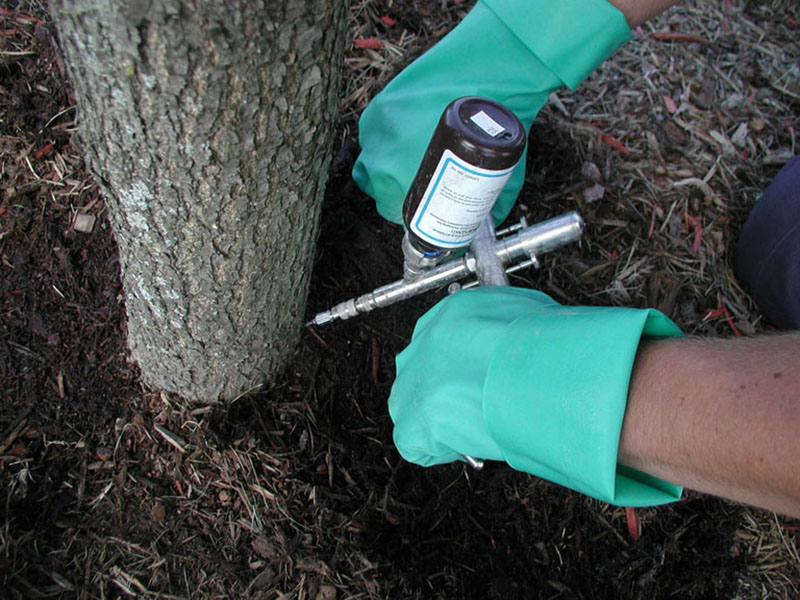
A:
[306,311,333,327]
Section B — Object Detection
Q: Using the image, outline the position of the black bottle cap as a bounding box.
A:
[443,96,526,169]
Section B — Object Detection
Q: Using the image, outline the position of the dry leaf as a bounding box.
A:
[72,213,96,233]
[354,37,382,50]
[151,502,166,523]
[582,183,605,203]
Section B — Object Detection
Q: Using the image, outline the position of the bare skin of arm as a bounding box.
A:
[619,333,800,518]
[606,0,682,28]
[595,1,800,516]
[599,0,800,514]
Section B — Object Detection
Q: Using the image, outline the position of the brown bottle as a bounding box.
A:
[402,97,526,256]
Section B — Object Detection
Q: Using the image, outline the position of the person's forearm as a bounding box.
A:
[606,0,681,28]
[619,333,800,517]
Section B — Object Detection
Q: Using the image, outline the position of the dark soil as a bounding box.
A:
[2,2,798,599]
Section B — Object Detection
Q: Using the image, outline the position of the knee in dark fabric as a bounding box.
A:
[735,155,800,331]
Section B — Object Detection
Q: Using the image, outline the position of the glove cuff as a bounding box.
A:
[481,0,633,90]
[483,304,683,506]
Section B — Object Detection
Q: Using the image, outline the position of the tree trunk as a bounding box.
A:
[50,0,347,402]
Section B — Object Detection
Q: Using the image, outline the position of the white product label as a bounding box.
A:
[410,149,516,247]
[470,111,506,137]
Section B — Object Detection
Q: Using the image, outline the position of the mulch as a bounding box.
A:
[1,0,799,598]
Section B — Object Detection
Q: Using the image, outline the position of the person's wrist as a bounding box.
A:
[605,0,681,28]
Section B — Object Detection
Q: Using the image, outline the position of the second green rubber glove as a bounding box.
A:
[353,0,633,225]
[389,287,684,507]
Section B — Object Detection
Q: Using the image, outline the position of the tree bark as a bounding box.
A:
[50,0,347,402]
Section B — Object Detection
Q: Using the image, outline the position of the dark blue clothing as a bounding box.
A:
[736,155,800,330]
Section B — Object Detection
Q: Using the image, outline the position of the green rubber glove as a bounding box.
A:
[389,287,684,507]
[353,0,632,225]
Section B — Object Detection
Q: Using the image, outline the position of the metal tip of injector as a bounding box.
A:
[306,311,333,327]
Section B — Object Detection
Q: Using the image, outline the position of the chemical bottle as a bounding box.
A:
[401,97,526,272]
